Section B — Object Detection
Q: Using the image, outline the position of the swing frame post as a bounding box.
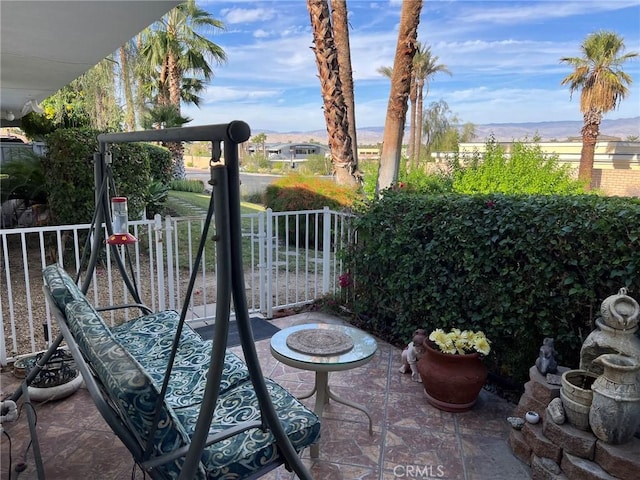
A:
[93,121,314,480]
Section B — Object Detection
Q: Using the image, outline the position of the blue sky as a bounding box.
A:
[182,0,640,132]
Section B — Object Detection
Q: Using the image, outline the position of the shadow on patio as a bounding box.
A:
[0,312,529,480]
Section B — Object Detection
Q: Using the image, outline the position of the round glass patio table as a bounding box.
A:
[270,323,377,458]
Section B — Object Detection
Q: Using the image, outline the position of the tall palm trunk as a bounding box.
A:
[307,0,357,186]
[120,45,136,132]
[414,77,424,165]
[408,76,417,166]
[376,0,422,195]
[134,33,146,129]
[579,107,601,189]
[167,51,186,179]
[331,0,359,179]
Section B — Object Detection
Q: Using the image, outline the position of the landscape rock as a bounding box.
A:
[548,398,566,424]
[507,416,525,430]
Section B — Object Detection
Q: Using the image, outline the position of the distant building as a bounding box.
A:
[357,147,380,160]
[248,142,330,168]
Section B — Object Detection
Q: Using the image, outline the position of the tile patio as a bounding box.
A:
[0,312,530,479]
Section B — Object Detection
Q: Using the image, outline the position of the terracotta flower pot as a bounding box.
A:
[417,340,488,412]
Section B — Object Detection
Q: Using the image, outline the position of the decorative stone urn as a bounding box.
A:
[589,353,640,444]
[580,287,640,379]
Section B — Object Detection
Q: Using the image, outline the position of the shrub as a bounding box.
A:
[453,139,588,194]
[264,173,359,211]
[170,179,205,193]
[145,181,169,218]
[343,192,640,385]
[44,128,100,225]
[398,166,454,194]
[298,154,332,175]
[0,150,47,205]
[44,128,151,225]
[144,144,172,185]
[110,142,151,219]
[264,173,360,246]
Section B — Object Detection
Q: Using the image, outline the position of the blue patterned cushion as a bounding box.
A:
[43,264,85,309]
[64,300,203,479]
[47,265,320,479]
[175,379,321,479]
[111,311,250,408]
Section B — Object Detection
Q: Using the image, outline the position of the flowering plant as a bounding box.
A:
[428,328,491,356]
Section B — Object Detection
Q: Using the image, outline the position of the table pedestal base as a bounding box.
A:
[299,371,373,458]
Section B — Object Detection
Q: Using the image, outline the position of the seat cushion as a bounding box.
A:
[174,378,321,479]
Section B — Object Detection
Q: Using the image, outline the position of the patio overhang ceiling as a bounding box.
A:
[1,0,181,127]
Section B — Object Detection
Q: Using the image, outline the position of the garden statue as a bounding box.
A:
[535,337,558,375]
[400,329,427,382]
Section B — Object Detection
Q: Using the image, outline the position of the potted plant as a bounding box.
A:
[417,328,491,412]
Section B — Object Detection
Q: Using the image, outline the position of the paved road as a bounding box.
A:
[185,168,280,195]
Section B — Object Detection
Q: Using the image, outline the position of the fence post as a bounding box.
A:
[265,209,274,319]
[153,214,166,311]
[165,216,175,311]
[258,212,267,315]
[322,207,331,294]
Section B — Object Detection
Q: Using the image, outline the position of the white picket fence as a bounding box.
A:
[0,208,352,365]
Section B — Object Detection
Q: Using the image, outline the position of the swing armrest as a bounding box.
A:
[95,303,153,316]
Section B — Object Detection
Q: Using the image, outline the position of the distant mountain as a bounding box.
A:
[253,117,639,145]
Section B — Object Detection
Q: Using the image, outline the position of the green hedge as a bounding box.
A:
[264,173,360,246]
[144,144,172,185]
[44,128,151,225]
[344,192,640,385]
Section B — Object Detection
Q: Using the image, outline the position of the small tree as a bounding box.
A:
[251,133,267,157]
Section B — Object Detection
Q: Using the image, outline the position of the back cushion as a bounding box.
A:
[43,264,85,310]
[64,299,201,477]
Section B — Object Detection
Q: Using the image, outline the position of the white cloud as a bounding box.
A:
[221,7,277,24]
[455,0,639,25]
[253,29,270,38]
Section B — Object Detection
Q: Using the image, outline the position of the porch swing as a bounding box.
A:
[17,121,320,479]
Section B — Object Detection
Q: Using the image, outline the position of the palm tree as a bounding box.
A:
[140,0,226,178]
[331,0,359,177]
[377,64,415,163]
[560,30,638,188]
[376,0,423,195]
[307,0,358,186]
[119,43,136,131]
[141,104,192,131]
[413,44,451,165]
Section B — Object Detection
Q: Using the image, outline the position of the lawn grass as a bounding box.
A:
[168,190,265,215]
[163,191,264,270]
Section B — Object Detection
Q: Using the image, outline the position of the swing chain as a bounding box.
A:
[210,141,222,165]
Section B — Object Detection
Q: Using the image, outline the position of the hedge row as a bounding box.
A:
[344,192,640,385]
[44,128,170,225]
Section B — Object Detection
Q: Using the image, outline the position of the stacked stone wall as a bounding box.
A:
[509,366,639,480]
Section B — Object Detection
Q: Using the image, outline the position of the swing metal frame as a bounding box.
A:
[11,121,315,479]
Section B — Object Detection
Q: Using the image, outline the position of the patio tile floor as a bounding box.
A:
[0,312,530,479]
